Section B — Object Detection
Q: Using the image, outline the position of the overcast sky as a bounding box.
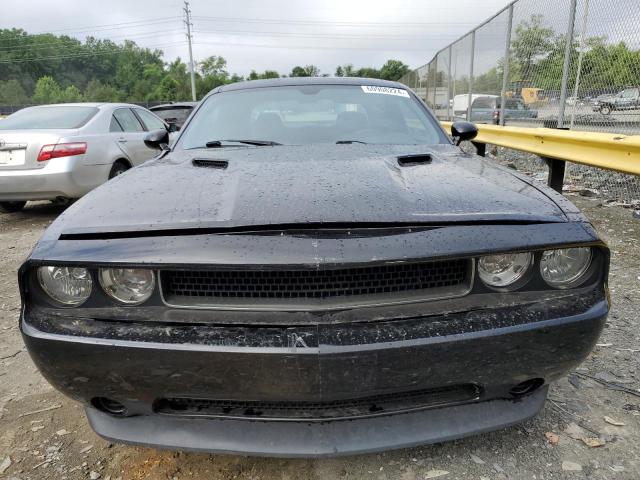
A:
[6,0,514,76]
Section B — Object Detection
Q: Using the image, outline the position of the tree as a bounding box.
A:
[355,67,380,79]
[60,85,83,103]
[290,65,320,77]
[32,76,62,103]
[335,64,355,77]
[199,55,228,79]
[84,79,122,102]
[0,79,29,104]
[153,76,180,101]
[510,15,556,82]
[248,69,279,80]
[379,59,410,81]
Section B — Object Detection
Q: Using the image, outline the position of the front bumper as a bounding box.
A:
[86,387,548,457]
[0,157,109,201]
[22,289,608,456]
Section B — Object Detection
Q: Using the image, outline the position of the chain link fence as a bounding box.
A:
[400,0,640,205]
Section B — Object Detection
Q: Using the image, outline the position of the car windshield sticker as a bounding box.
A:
[361,86,410,98]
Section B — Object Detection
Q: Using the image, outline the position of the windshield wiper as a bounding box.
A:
[336,140,367,144]
[205,139,282,148]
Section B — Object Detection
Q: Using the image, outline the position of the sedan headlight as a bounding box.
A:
[540,247,592,288]
[37,266,93,306]
[99,268,155,305]
[478,252,533,288]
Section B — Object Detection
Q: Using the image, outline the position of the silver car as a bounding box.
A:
[0,103,167,213]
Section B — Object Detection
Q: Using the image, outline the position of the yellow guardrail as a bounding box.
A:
[441,121,640,176]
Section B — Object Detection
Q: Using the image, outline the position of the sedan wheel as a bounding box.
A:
[600,105,612,115]
[0,201,26,213]
[108,162,129,179]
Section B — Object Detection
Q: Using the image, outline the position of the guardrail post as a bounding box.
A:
[472,142,487,157]
[543,157,566,193]
[557,0,578,128]
[499,4,514,126]
[467,30,475,122]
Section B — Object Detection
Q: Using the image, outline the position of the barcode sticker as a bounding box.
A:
[361,86,410,97]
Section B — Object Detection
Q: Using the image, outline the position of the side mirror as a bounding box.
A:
[144,129,170,150]
[451,121,478,146]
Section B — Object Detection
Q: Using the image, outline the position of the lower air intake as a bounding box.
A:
[153,384,481,422]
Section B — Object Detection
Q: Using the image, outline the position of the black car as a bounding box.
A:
[149,101,198,130]
[592,87,640,115]
[19,78,609,457]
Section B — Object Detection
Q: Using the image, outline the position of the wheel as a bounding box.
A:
[600,104,612,115]
[108,161,129,179]
[0,201,26,213]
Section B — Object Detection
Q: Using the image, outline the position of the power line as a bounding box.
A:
[192,28,463,41]
[193,40,431,52]
[192,15,478,28]
[0,29,186,52]
[19,17,182,36]
[0,41,187,64]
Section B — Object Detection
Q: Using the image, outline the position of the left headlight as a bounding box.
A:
[540,247,592,288]
[37,266,93,306]
[99,268,155,305]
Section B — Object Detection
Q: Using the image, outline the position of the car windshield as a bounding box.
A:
[151,107,193,125]
[177,85,446,148]
[471,97,496,109]
[0,106,98,130]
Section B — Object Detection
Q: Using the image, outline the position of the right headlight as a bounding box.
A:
[99,268,155,305]
[478,252,533,288]
[540,247,592,288]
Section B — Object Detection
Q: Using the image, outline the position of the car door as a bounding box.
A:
[111,108,151,166]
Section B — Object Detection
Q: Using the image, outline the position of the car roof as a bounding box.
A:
[213,77,407,94]
[27,102,147,109]
[150,102,198,109]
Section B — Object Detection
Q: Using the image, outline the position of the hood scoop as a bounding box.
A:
[192,158,228,169]
[397,153,432,167]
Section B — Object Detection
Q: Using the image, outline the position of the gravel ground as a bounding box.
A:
[0,196,639,480]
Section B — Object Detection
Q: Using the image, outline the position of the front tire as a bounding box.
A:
[600,104,612,115]
[0,201,26,213]
[108,161,129,179]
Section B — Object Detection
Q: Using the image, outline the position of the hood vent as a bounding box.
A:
[397,153,432,167]
[192,158,228,169]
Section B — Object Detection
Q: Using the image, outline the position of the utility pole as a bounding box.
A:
[183,1,197,101]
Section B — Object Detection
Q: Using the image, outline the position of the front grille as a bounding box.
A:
[161,258,470,309]
[154,384,480,421]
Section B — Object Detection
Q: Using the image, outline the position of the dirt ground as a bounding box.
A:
[0,196,639,480]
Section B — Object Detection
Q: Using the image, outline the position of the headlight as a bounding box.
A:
[37,266,92,306]
[540,247,592,288]
[99,268,155,305]
[478,252,533,288]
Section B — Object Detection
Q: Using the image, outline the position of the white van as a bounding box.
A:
[452,94,498,118]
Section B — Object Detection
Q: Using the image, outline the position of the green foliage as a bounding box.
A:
[379,60,410,81]
[0,79,29,104]
[505,15,640,92]
[290,65,320,77]
[335,64,355,77]
[60,85,83,103]
[248,70,280,80]
[1,28,421,105]
[32,76,62,103]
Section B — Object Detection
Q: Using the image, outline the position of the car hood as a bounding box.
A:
[51,144,570,237]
